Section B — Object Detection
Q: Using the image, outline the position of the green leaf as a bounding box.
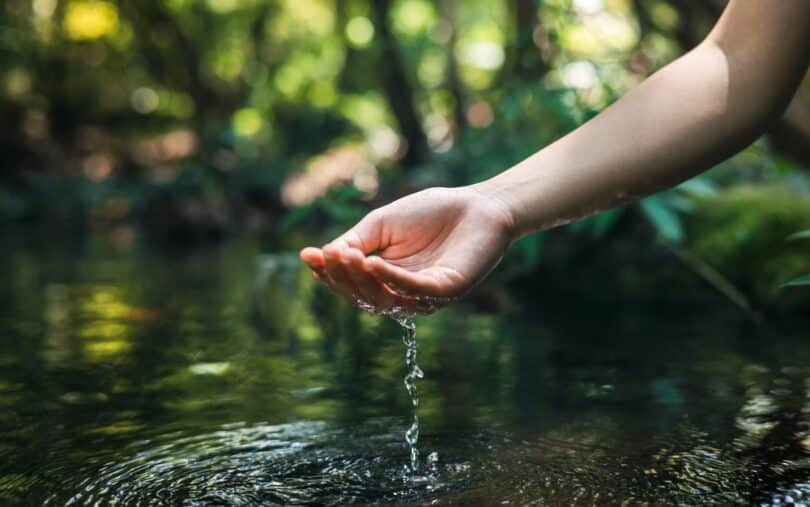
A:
[668,195,694,213]
[786,230,810,242]
[592,208,623,237]
[280,202,315,231]
[677,177,717,198]
[641,196,683,243]
[780,275,810,288]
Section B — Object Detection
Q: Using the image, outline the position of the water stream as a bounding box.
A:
[359,304,435,478]
[396,317,424,476]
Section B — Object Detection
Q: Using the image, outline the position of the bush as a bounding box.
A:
[687,185,810,305]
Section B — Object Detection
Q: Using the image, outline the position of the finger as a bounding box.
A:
[343,248,396,310]
[331,209,386,255]
[364,257,455,298]
[310,265,329,284]
[310,266,339,291]
[307,262,328,282]
[323,244,361,302]
[300,247,326,269]
[324,253,441,316]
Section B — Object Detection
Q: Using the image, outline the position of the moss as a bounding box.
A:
[686,185,810,305]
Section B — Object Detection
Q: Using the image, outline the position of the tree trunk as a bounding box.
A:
[441,0,467,139]
[120,3,232,121]
[502,0,549,83]
[370,0,429,168]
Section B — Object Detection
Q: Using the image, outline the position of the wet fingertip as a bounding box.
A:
[299,247,320,263]
[363,256,382,271]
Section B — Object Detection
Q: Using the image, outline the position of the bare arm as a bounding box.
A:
[477,0,810,237]
[301,0,810,314]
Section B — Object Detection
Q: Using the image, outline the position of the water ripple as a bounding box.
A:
[46,421,467,506]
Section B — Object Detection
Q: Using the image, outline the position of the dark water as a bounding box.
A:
[1,236,809,505]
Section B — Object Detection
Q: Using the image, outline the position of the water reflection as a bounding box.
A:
[0,236,809,504]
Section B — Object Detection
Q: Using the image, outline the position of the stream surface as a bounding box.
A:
[1,235,809,505]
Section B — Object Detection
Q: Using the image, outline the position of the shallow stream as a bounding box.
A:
[1,236,809,505]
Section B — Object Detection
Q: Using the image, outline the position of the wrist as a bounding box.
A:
[467,180,524,243]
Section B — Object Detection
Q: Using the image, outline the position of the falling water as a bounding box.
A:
[396,317,423,475]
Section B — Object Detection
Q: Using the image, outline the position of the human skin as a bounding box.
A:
[300,0,810,316]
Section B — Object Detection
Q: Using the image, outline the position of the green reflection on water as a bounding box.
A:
[0,235,809,504]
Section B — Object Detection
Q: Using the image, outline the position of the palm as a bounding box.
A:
[300,187,514,315]
[376,191,508,293]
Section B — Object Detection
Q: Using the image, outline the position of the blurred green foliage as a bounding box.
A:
[687,186,810,304]
[1,0,809,309]
[782,230,810,289]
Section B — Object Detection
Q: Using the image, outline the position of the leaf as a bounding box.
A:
[677,177,717,198]
[640,196,683,243]
[280,202,315,231]
[567,209,623,237]
[786,230,810,242]
[780,275,810,289]
[592,208,623,237]
[667,195,694,213]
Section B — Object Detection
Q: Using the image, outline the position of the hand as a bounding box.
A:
[299,186,516,317]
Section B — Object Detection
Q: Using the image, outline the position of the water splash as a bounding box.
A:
[396,317,424,476]
[355,298,438,477]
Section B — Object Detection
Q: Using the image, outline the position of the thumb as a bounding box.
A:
[327,208,387,254]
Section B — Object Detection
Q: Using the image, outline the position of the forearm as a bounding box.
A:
[477,1,809,238]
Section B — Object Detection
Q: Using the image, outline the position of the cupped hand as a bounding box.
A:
[299,186,516,317]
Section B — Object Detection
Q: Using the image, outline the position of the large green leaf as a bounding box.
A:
[280,202,316,231]
[640,196,683,243]
[786,230,810,242]
[677,177,717,198]
[592,208,623,237]
[780,275,810,288]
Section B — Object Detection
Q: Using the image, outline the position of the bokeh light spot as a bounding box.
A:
[346,16,374,48]
[466,100,493,128]
[232,108,264,137]
[393,0,435,35]
[64,1,119,40]
[650,3,680,31]
[206,0,239,14]
[562,61,598,89]
[308,81,338,108]
[83,153,115,182]
[33,0,58,19]
[5,68,32,99]
[574,0,604,15]
[130,87,159,114]
[458,41,505,70]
